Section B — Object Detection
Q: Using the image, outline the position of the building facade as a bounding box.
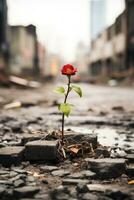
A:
[88,0,134,81]
[0,0,9,74]
[38,42,46,77]
[10,25,40,77]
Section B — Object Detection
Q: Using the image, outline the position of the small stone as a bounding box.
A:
[35,193,50,200]
[126,164,134,177]
[80,193,99,200]
[13,186,40,198]
[68,172,83,179]
[95,147,110,158]
[14,179,25,187]
[12,168,27,174]
[50,186,70,200]
[62,178,89,185]
[10,174,26,182]
[25,140,59,161]
[110,148,127,158]
[82,170,96,178]
[112,106,124,111]
[40,165,58,172]
[0,170,9,175]
[0,179,13,185]
[53,193,70,200]
[87,184,112,192]
[106,190,129,200]
[64,131,97,148]
[42,179,49,184]
[27,176,35,182]
[85,158,126,179]
[0,146,25,166]
[9,171,18,177]
[126,154,134,163]
[0,186,6,196]
[51,169,70,177]
[76,183,89,193]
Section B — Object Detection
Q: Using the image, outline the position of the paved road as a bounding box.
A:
[0,82,134,200]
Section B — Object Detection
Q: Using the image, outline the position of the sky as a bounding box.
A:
[7,0,125,62]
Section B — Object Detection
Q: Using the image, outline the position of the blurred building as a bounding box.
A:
[88,0,134,81]
[0,0,10,74]
[45,54,61,77]
[75,42,89,77]
[90,0,107,40]
[38,42,46,77]
[10,25,40,77]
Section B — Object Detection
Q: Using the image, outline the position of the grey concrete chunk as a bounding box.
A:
[81,170,96,178]
[126,154,134,163]
[62,178,89,185]
[81,193,99,200]
[51,169,70,177]
[64,131,97,148]
[14,179,25,188]
[13,186,40,198]
[0,186,6,196]
[25,140,59,161]
[85,158,126,179]
[0,146,25,166]
[40,165,58,172]
[87,184,113,192]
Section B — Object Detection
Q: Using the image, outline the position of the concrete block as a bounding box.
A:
[25,140,59,161]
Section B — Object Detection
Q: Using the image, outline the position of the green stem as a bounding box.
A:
[61,75,71,145]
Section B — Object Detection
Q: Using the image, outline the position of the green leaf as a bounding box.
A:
[71,85,82,97]
[58,103,71,117]
[53,86,65,94]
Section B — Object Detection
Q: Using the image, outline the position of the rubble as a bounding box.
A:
[86,184,112,192]
[62,178,89,185]
[0,146,25,166]
[13,186,40,198]
[9,75,41,88]
[0,83,133,199]
[40,165,58,172]
[51,169,70,177]
[64,131,97,148]
[25,140,59,161]
[4,101,22,110]
[126,154,134,163]
[85,158,126,179]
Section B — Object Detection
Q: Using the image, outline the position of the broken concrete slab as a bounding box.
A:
[0,146,25,166]
[68,170,96,179]
[64,131,97,148]
[86,184,114,192]
[25,140,59,161]
[85,158,126,179]
[13,186,40,198]
[62,178,89,185]
[79,193,99,200]
[126,154,134,163]
[51,169,70,177]
[40,165,58,172]
[81,170,96,179]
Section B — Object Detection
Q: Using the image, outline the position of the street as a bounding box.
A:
[0,82,134,199]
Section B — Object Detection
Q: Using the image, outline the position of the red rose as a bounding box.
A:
[61,64,77,76]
